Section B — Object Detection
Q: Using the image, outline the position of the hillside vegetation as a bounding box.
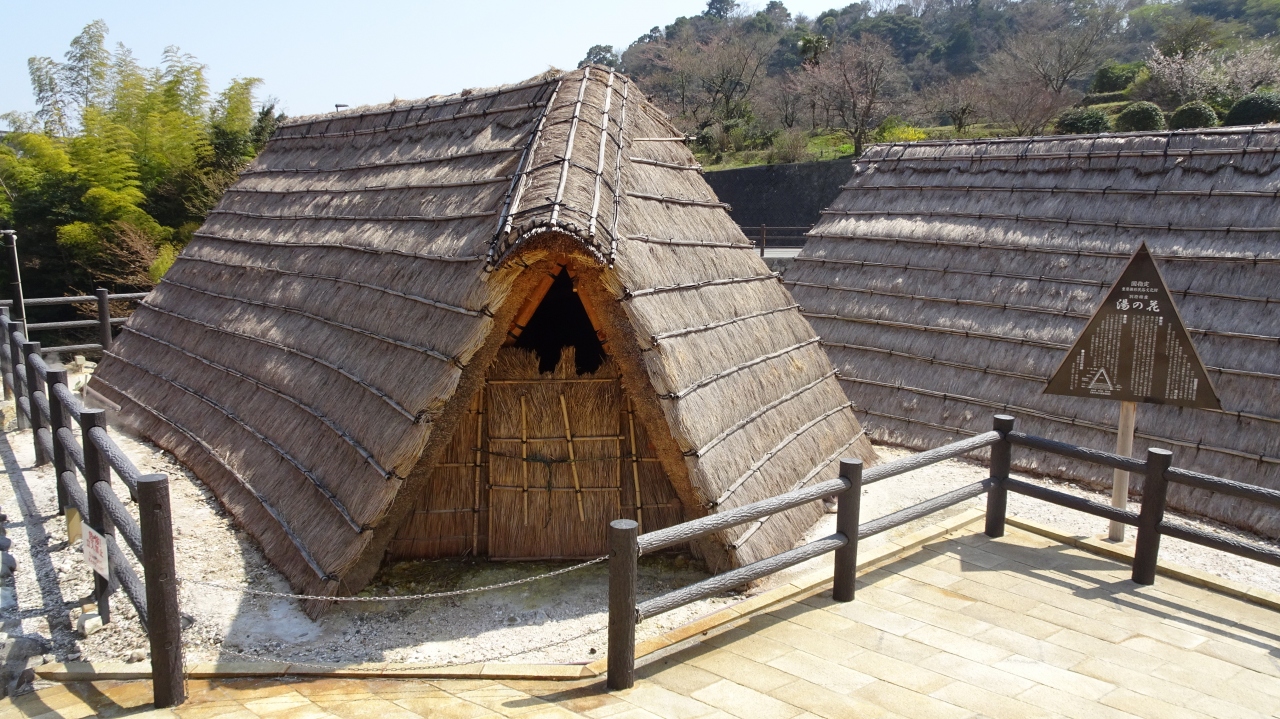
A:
[581,0,1280,167]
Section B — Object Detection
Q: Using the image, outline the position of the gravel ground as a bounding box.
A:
[1,407,1276,677]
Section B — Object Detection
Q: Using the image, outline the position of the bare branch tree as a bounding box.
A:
[1003,8,1119,94]
[809,36,905,154]
[919,76,984,135]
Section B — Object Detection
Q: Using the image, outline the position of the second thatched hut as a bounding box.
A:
[788,128,1280,539]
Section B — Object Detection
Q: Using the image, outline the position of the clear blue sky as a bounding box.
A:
[2,1,840,119]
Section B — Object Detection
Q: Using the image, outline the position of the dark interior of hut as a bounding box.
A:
[513,269,606,374]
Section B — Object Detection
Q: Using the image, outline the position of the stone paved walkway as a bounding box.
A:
[3,525,1278,718]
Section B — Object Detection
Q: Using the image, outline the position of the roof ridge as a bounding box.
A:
[278,69,566,128]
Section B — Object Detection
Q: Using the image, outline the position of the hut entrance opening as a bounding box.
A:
[390,267,684,561]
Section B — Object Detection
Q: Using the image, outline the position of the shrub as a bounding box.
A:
[1169,101,1220,130]
[1082,91,1130,106]
[1055,108,1111,134]
[1093,61,1146,93]
[768,130,812,163]
[1115,102,1167,132]
[1224,91,1280,126]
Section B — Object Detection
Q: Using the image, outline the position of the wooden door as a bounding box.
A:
[485,348,622,559]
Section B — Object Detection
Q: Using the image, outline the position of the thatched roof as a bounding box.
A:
[89,66,872,605]
[788,128,1280,539]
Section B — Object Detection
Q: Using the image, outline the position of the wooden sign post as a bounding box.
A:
[1045,243,1220,541]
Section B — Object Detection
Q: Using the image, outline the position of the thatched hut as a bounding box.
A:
[788,128,1280,539]
[88,66,873,609]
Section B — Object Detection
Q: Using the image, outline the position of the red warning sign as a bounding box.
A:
[1045,243,1220,409]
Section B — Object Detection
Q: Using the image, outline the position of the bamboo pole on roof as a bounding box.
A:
[559,393,586,522]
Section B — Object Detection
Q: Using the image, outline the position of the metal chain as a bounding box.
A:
[180,555,607,602]
[204,621,608,672]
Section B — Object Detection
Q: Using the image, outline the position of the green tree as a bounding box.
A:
[1,20,281,296]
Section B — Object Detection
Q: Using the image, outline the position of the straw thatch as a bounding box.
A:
[88,66,873,612]
[789,128,1280,539]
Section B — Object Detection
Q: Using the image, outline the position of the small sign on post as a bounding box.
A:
[1046,243,1220,540]
[81,523,110,578]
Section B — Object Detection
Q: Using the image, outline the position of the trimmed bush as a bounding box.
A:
[1082,91,1129,106]
[1055,108,1111,135]
[1169,101,1220,130]
[1092,61,1145,93]
[1224,91,1280,126]
[1115,102,1166,132]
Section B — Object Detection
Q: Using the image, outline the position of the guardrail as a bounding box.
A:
[739,225,811,255]
[605,414,1280,689]
[0,290,147,357]
[1,308,184,707]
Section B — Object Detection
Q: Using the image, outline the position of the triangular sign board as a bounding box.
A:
[1045,243,1221,410]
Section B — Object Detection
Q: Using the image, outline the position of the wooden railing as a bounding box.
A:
[606,414,1280,689]
[1,290,147,356]
[1,309,184,707]
[739,225,812,255]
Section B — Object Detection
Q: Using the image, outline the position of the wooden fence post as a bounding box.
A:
[81,408,113,622]
[5,232,24,336]
[0,307,10,401]
[23,341,47,466]
[607,518,638,691]
[1132,448,1173,585]
[137,474,185,707]
[48,369,70,516]
[832,458,863,602]
[986,414,1015,538]
[759,225,767,257]
[95,289,112,352]
[10,331,27,431]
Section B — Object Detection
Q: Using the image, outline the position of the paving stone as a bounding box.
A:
[767,679,893,719]
[1015,684,1140,719]
[835,623,941,664]
[612,683,717,719]
[686,650,796,694]
[689,679,801,719]
[1026,603,1136,643]
[993,655,1115,700]
[928,681,1057,719]
[918,651,1036,697]
[765,650,876,694]
[841,651,953,694]
[1070,656,1202,706]
[1098,687,1213,719]
[894,598,995,637]
[853,680,972,719]
[701,627,792,664]
[972,626,1086,668]
[638,660,721,696]
[906,624,1012,664]
[828,601,926,637]
[883,577,976,612]
[943,578,1040,613]
[754,621,861,662]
